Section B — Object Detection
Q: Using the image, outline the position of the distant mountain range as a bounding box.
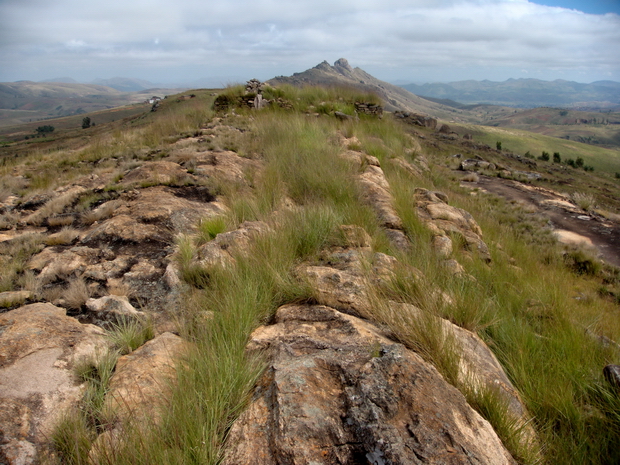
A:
[400,79,620,110]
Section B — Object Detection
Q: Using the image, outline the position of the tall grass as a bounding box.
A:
[45,83,620,464]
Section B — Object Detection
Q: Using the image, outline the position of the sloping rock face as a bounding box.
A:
[104,331,186,425]
[88,332,188,461]
[0,303,107,463]
[299,234,531,435]
[223,304,516,465]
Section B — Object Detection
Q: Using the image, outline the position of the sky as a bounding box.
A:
[0,0,619,86]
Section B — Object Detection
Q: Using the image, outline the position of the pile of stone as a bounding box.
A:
[354,102,383,117]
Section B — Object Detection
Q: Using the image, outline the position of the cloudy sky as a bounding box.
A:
[0,0,618,86]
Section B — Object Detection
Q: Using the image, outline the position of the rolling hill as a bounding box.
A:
[0,81,186,128]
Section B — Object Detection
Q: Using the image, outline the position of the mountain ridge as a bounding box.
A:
[267,58,462,120]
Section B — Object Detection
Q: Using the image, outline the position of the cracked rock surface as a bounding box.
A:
[223,304,516,465]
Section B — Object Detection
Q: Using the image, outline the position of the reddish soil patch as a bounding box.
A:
[474,175,620,268]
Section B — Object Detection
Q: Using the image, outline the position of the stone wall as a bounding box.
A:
[354,102,383,117]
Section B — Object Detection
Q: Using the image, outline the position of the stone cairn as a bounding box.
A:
[354,102,383,117]
[214,79,280,111]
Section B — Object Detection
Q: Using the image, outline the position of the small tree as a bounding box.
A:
[553,152,561,163]
[82,117,91,129]
[538,151,550,161]
[576,157,584,168]
[496,141,502,151]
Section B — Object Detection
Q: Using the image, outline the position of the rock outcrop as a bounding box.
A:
[223,304,517,465]
[414,188,491,264]
[0,303,108,463]
[341,149,411,251]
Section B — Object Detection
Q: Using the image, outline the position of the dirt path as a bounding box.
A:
[472,175,620,268]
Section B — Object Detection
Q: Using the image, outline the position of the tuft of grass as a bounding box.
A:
[51,413,95,465]
[107,317,155,355]
[74,349,119,430]
[462,382,541,465]
[63,277,90,310]
[47,215,75,227]
[0,233,45,292]
[45,227,80,246]
[571,192,597,211]
[81,200,119,225]
[563,245,602,276]
[195,215,228,246]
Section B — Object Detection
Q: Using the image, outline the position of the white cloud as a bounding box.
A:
[0,0,618,83]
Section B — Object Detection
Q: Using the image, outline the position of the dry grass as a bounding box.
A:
[462,172,480,183]
[0,212,19,230]
[47,215,75,227]
[82,200,120,225]
[45,227,80,246]
[107,280,134,298]
[25,190,82,226]
[63,277,90,310]
[571,192,597,211]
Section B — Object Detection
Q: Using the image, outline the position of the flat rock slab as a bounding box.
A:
[223,304,516,465]
[0,303,107,463]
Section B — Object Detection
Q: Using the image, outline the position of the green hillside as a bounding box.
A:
[2,84,620,464]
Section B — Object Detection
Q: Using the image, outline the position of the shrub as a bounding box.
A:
[563,247,601,276]
[538,151,550,161]
[496,141,502,151]
[553,152,561,163]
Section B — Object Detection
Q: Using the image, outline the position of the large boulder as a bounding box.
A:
[223,304,516,465]
[0,303,108,463]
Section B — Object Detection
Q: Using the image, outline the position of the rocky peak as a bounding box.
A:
[314,60,334,72]
[333,57,354,75]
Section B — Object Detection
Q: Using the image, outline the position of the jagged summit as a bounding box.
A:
[267,58,458,118]
[333,57,354,74]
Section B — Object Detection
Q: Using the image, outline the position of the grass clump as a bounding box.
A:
[107,317,155,355]
[195,215,228,245]
[571,192,597,211]
[63,277,90,310]
[0,233,45,293]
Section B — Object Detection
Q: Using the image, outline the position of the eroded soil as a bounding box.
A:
[472,175,620,268]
